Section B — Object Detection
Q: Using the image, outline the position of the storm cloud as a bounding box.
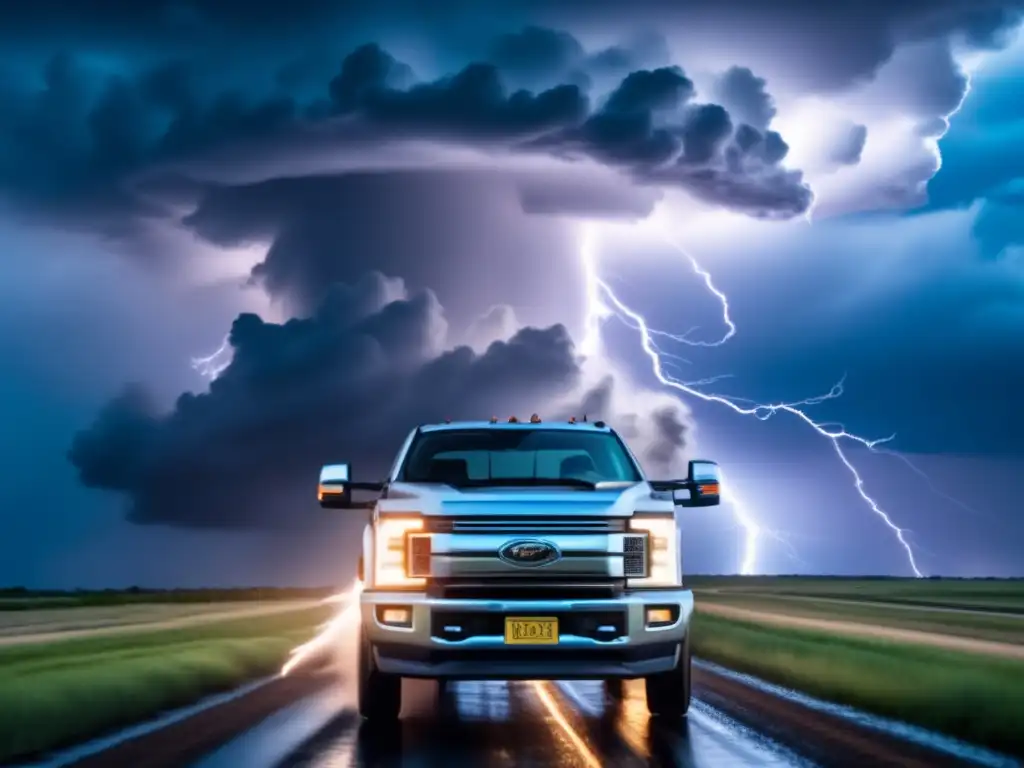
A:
[3,1,1020,234]
[0,43,817,235]
[68,268,703,528]
[179,170,586,324]
[713,67,777,131]
[564,375,694,479]
[68,273,585,528]
[4,1,1020,93]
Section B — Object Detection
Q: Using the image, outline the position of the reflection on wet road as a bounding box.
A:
[196,679,814,768]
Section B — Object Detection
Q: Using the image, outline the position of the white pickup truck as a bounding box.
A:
[317,416,721,721]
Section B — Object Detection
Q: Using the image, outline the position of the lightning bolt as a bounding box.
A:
[579,223,924,578]
[191,334,232,380]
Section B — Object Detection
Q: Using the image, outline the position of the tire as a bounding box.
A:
[358,626,402,721]
[605,678,625,700]
[644,633,691,718]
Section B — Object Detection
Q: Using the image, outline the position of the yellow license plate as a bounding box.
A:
[504,617,559,645]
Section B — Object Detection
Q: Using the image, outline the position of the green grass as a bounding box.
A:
[0,586,335,611]
[696,592,1024,645]
[686,575,1024,613]
[692,611,1024,758]
[0,605,332,763]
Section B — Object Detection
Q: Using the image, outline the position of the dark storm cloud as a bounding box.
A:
[130,60,806,316]
[829,123,869,166]
[558,375,693,478]
[517,174,662,219]
[485,25,590,90]
[0,41,813,228]
[0,1,350,37]
[535,0,1024,92]
[181,170,585,318]
[476,25,670,90]
[5,1,1019,227]
[907,3,1022,48]
[326,44,589,137]
[585,31,673,78]
[679,105,732,164]
[530,65,692,166]
[175,95,801,314]
[5,1,1021,91]
[651,115,810,219]
[529,66,812,218]
[319,47,811,217]
[0,52,301,224]
[603,67,695,115]
[68,273,583,528]
[713,67,777,131]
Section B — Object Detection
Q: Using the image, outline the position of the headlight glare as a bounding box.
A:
[374,516,427,588]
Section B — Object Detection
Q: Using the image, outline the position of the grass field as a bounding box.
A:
[689,576,1024,757]
[696,592,1024,646]
[687,575,1024,613]
[0,600,325,644]
[0,603,332,764]
[691,611,1024,758]
[0,586,334,611]
[688,576,1024,648]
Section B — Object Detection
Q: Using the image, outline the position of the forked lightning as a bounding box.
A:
[578,223,924,578]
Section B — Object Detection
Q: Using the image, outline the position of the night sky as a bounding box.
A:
[1,0,1022,588]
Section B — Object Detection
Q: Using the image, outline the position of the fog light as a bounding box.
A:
[377,606,412,627]
[645,607,676,627]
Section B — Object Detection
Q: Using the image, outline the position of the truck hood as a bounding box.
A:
[379,481,674,517]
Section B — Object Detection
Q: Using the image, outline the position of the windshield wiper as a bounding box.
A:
[455,477,597,490]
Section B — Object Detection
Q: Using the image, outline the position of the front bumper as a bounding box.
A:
[360,588,693,680]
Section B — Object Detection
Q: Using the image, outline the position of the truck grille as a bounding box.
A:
[623,534,647,577]
[424,516,642,587]
[426,516,627,534]
[429,579,623,600]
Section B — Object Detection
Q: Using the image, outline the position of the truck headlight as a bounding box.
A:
[374,516,430,589]
[628,515,681,587]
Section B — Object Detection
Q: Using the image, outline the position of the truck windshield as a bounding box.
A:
[399,428,643,487]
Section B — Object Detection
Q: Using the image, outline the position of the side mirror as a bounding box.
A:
[318,463,352,509]
[674,459,721,508]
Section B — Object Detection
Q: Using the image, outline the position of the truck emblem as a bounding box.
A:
[498,539,561,567]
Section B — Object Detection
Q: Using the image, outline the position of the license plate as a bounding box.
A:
[504,617,559,645]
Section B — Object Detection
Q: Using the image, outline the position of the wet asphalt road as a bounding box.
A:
[193,678,812,768]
